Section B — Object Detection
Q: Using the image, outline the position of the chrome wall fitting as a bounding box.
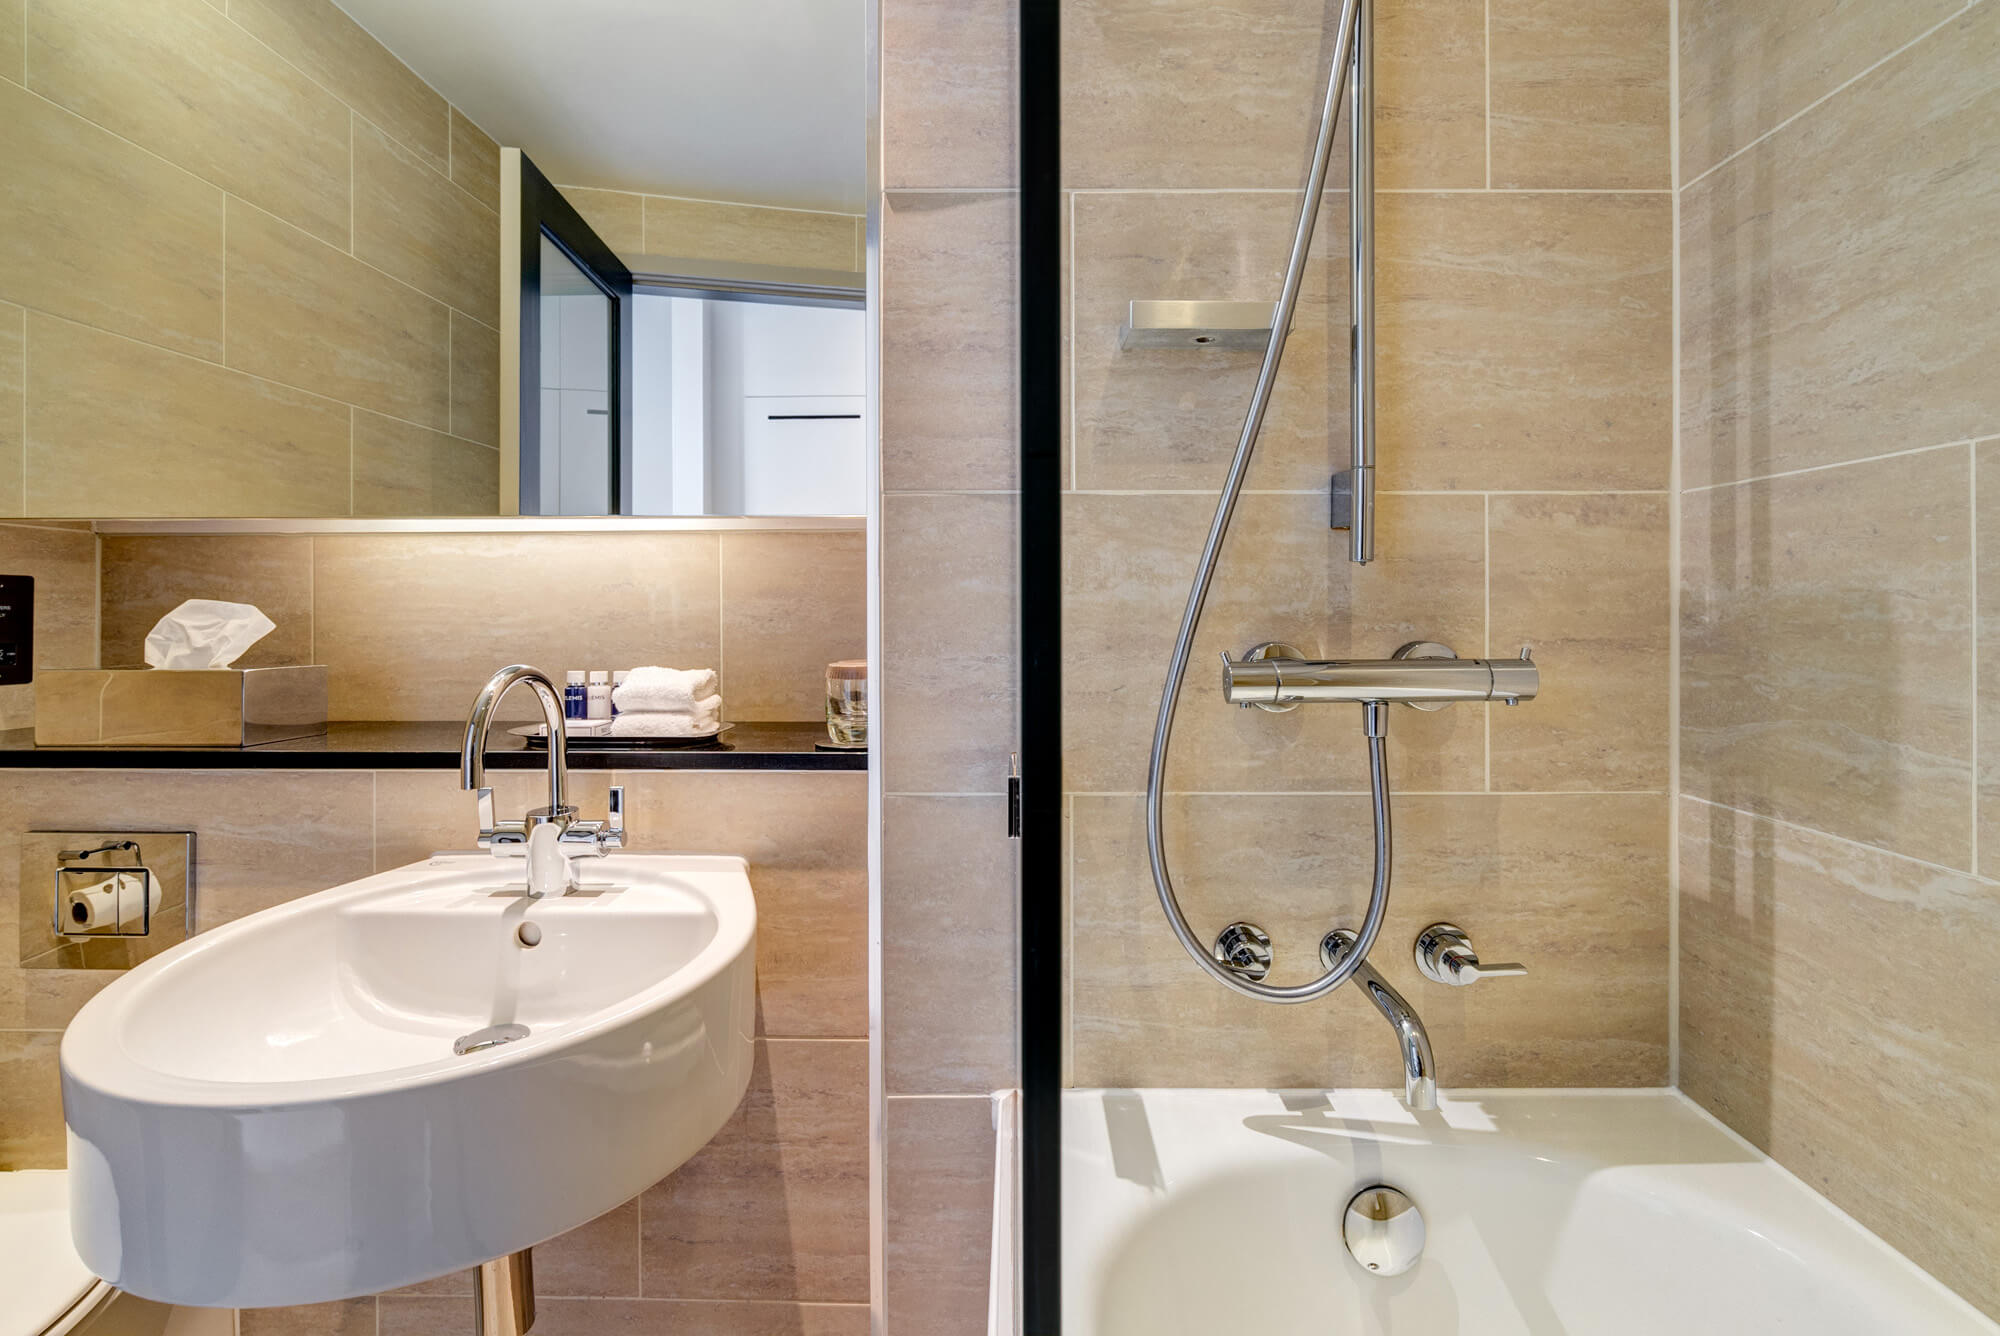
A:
[1414,923,1527,987]
[1212,922,1274,982]
[21,830,195,969]
[1236,642,1309,713]
[475,1250,535,1336]
[1391,641,1457,711]
[1221,642,1538,710]
[1343,1185,1425,1276]
[1322,930,1435,1110]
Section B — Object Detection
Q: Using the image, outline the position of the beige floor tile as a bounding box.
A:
[1681,447,1973,868]
[28,0,350,246]
[882,193,1018,491]
[354,120,499,325]
[0,523,97,729]
[886,1096,996,1336]
[100,535,314,669]
[1679,5,2000,488]
[450,111,501,212]
[1378,192,1671,491]
[1070,791,1668,1088]
[352,411,499,517]
[534,1198,640,1298]
[642,197,856,272]
[1489,0,1669,189]
[384,1297,870,1336]
[1375,0,1488,190]
[883,797,1018,1093]
[557,188,644,261]
[0,304,19,516]
[1981,440,1999,882]
[1679,798,2000,1317]
[239,1300,376,1336]
[719,531,866,722]
[0,1032,64,1169]
[638,1039,868,1302]
[1489,494,1670,792]
[883,0,1016,189]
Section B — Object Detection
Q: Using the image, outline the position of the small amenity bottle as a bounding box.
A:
[586,670,613,720]
[564,671,587,719]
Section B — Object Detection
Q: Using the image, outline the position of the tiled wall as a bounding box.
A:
[1062,0,1673,1091]
[0,0,501,519]
[561,186,866,273]
[0,766,870,1335]
[1676,1,1999,1316]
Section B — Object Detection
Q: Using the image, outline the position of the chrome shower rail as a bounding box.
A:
[1345,0,1376,566]
[1146,0,1378,1004]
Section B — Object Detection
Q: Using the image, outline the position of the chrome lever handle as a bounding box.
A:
[1414,923,1526,987]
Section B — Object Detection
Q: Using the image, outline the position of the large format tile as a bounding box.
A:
[0,305,20,515]
[719,531,866,722]
[1678,0,1961,183]
[382,1297,869,1336]
[25,313,351,517]
[643,197,858,272]
[1679,798,2000,1318]
[449,311,501,448]
[312,532,720,720]
[1070,191,1344,492]
[226,199,452,431]
[1070,792,1668,1087]
[883,0,1016,189]
[27,0,350,246]
[881,493,1018,794]
[0,1032,64,1169]
[0,524,97,729]
[882,193,1017,491]
[534,1199,640,1298]
[883,797,1018,1093]
[1374,0,1487,190]
[239,1300,376,1336]
[229,0,449,172]
[638,1039,868,1302]
[0,0,20,81]
[354,120,500,325]
[1063,491,1486,795]
[0,966,113,1031]
[1489,0,1669,189]
[1378,192,1671,491]
[886,1096,996,1336]
[1982,440,1999,883]
[1682,447,1973,868]
[450,110,501,212]
[1489,494,1670,792]
[1680,5,2000,488]
[0,80,223,359]
[352,411,499,517]
[99,535,314,669]
[616,771,867,1039]
[557,188,644,260]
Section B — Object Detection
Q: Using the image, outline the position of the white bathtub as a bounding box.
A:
[1063,1088,1994,1335]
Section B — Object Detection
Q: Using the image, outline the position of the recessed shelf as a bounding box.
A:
[1118,300,1277,350]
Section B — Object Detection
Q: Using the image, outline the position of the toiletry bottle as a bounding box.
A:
[611,669,630,716]
[565,670,587,719]
[586,670,613,720]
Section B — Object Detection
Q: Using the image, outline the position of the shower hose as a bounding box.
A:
[1145,0,1388,1003]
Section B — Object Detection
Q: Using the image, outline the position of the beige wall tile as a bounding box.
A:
[641,197,857,272]
[28,0,350,247]
[1063,492,1487,795]
[883,0,1016,189]
[1375,0,1487,190]
[26,313,352,517]
[881,493,1017,794]
[719,532,866,722]
[1982,440,1999,882]
[0,1032,64,1169]
[0,79,223,359]
[449,312,501,449]
[311,532,720,720]
[0,303,20,516]
[1071,792,1668,1087]
[450,110,501,211]
[1679,798,2000,1317]
[1490,494,1670,792]
[558,188,645,261]
[883,797,1017,1093]
[0,523,96,729]
[0,0,20,82]
[882,193,1017,491]
[383,1297,869,1336]
[239,1300,376,1336]
[638,1038,867,1301]
[100,535,313,669]
[1680,6,2000,489]
[230,0,449,172]
[1489,0,1670,189]
[352,411,499,517]
[0,967,113,1030]
[371,771,613,872]
[1678,0,1960,183]
[354,120,499,325]
[1379,192,1672,491]
[226,200,452,431]
[534,1199,640,1298]
[1682,447,1973,868]
[885,1096,995,1336]
[615,772,866,1039]
[1070,191,1344,491]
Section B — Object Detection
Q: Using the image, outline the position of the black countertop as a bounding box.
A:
[0,721,866,771]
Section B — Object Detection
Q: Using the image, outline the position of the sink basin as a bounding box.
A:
[59,852,757,1308]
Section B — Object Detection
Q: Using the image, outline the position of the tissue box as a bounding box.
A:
[34,666,329,747]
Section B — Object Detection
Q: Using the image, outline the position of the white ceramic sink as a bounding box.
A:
[59,852,757,1309]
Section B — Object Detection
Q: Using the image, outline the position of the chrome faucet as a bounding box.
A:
[1322,930,1436,1111]
[461,664,623,896]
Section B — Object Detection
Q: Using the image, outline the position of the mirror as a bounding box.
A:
[1,0,867,520]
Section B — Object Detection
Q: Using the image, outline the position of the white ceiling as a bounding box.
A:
[336,0,867,214]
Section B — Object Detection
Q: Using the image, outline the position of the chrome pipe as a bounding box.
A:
[1348,0,1376,565]
[1221,653,1540,707]
[461,663,568,815]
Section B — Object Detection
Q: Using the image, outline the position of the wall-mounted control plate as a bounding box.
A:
[0,575,33,687]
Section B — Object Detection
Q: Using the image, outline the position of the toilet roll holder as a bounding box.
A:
[19,829,195,967]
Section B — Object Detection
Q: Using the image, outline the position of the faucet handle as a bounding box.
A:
[1414,923,1526,986]
[557,785,626,855]
[475,787,529,851]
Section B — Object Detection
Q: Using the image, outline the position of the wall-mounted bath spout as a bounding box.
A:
[1322,930,1435,1111]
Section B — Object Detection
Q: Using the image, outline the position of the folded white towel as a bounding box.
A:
[610,696,723,738]
[613,666,718,713]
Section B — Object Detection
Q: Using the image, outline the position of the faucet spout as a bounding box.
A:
[1323,929,1436,1111]
[461,664,569,818]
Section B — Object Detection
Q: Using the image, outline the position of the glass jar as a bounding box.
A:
[825,660,868,746]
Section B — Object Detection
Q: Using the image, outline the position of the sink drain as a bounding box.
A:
[1343,1185,1425,1276]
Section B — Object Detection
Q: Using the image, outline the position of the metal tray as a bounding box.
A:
[508,722,733,750]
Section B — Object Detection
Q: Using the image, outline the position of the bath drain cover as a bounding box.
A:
[1343,1185,1425,1276]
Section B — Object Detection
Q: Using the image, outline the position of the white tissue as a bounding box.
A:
[143,599,276,670]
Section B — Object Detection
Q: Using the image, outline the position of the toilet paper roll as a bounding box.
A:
[64,870,159,932]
